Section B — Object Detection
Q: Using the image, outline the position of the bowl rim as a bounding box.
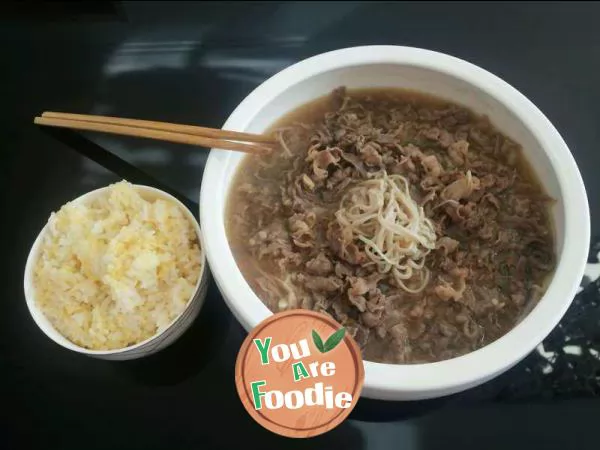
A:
[200,45,590,399]
[23,183,207,356]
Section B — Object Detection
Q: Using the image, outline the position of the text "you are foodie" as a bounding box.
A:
[250,329,353,411]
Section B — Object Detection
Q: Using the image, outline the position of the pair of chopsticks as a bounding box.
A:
[34,112,276,154]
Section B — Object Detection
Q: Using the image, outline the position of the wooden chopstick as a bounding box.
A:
[34,112,275,155]
[41,112,275,144]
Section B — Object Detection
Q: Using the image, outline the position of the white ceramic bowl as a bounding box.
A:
[24,184,209,360]
[200,45,590,400]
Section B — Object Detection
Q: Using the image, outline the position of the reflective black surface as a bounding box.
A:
[2,2,600,449]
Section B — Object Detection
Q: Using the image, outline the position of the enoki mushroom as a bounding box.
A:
[255,267,298,311]
[335,173,437,293]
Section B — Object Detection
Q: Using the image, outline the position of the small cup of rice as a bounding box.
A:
[23,181,209,360]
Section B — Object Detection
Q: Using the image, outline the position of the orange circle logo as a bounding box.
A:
[235,310,364,438]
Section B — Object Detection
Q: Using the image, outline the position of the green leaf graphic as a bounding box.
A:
[312,329,325,352]
[323,327,346,353]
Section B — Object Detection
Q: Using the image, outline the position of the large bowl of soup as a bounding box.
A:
[200,46,589,400]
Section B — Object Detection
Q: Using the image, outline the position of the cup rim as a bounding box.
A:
[200,45,590,399]
[23,183,206,356]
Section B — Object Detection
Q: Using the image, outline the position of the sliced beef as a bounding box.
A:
[361,289,386,327]
[421,155,442,178]
[334,262,353,278]
[298,274,343,293]
[327,222,368,265]
[347,323,370,349]
[448,140,469,165]
[305,252,334,275]
[248,222,300,269]
[308,148,341,181]
[441,171,480,201]
[288,212,316,248]
[359,142,383,167]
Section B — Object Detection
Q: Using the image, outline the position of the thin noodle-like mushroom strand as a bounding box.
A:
[336,172,437,294]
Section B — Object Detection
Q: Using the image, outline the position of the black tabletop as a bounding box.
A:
[2,2,600,449]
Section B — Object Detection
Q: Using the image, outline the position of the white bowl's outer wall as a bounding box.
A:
[24,184,209,361]
[200,46,590,400]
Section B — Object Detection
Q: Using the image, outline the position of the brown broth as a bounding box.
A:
[226,87,555,364]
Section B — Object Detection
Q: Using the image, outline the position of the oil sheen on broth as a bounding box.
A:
[226,87,555,364]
